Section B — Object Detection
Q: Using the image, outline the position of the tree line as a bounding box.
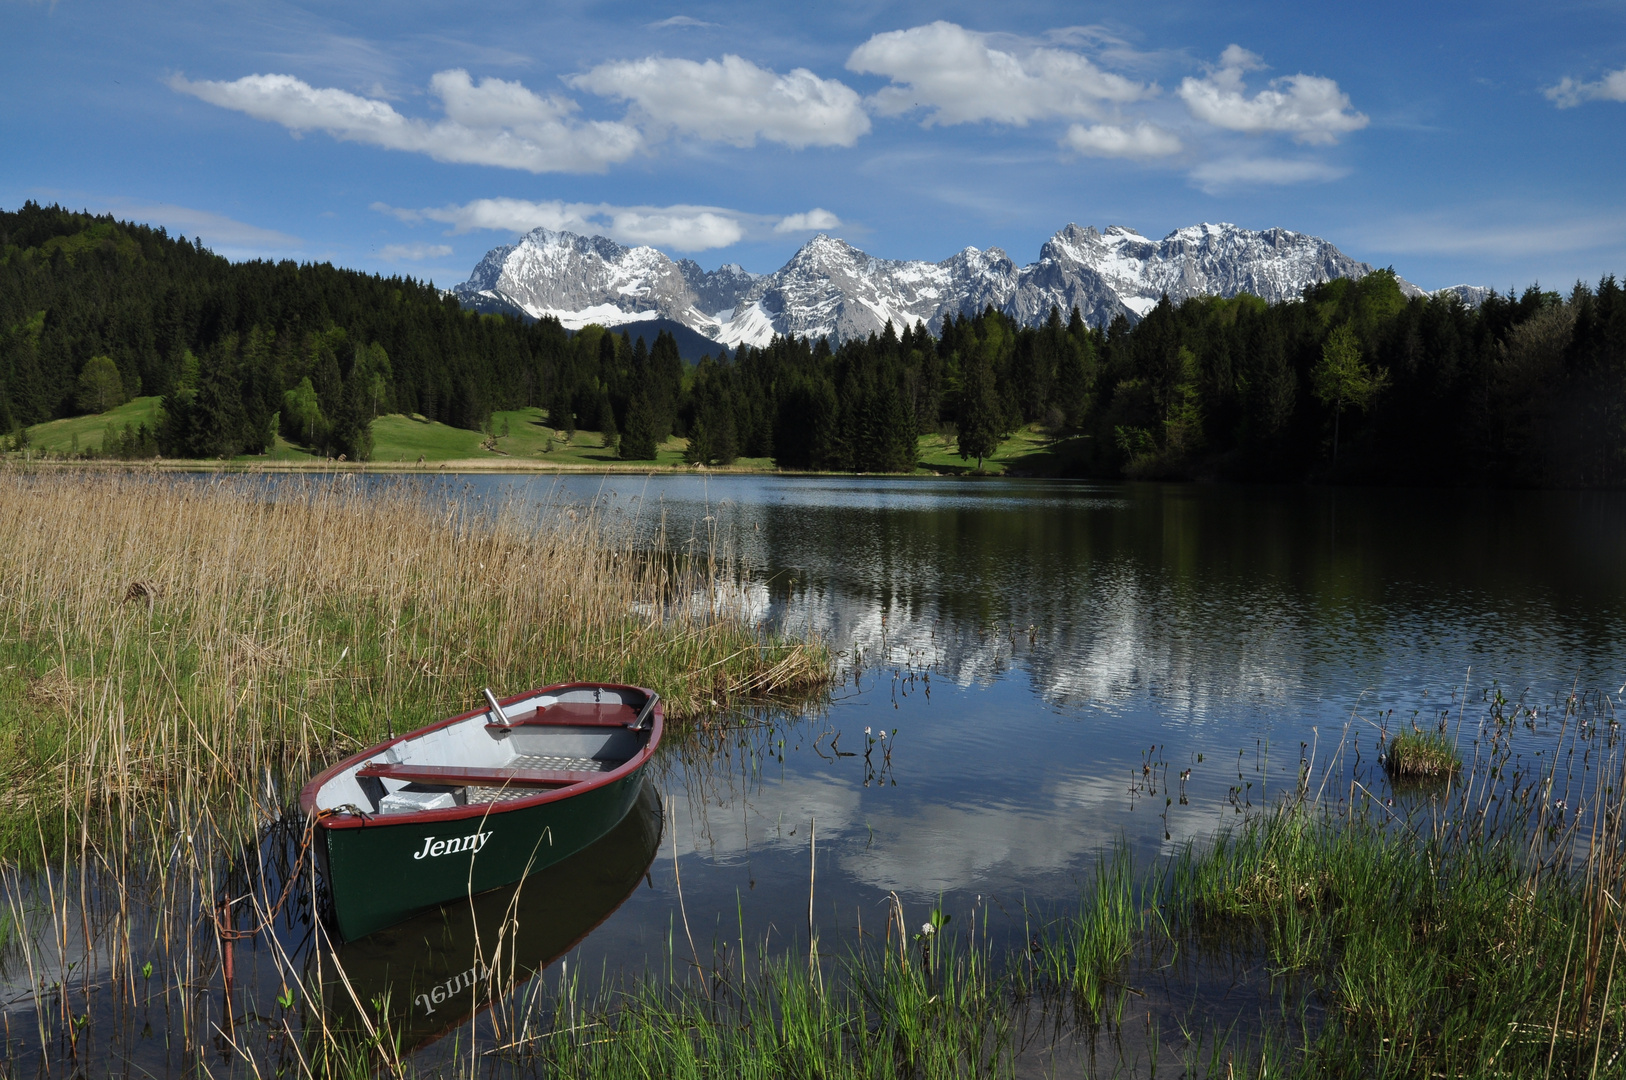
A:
[2,203,1622,486]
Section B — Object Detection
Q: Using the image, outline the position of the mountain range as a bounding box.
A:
[452,223,1492,350]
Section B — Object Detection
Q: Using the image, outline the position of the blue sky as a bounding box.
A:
[4,0,1624,293]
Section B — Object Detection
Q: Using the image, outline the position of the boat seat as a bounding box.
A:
[486,701,640,731]
[355,762,600,788]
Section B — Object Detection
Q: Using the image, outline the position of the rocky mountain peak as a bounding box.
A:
[452,221,1485,349]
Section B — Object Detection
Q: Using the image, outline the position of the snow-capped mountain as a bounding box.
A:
[452,223,1479,349]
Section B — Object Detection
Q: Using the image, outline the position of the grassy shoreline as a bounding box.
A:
[9,401,1085,477]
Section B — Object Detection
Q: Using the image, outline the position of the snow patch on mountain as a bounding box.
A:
[452,223,1487,349]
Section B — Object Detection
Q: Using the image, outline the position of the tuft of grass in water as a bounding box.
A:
[533,931,1013,1079]
[1018,844,1141,1019]
[1384,728,1461,780]
[0,467,828,851]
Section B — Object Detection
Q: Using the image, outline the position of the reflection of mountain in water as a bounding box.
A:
[660,481,1626,720]
[307,781,661,1052]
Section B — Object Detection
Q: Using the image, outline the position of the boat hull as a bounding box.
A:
[308,780,663,1051]
[316,762,648,941]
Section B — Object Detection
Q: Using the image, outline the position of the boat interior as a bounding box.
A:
[311,686,656,816]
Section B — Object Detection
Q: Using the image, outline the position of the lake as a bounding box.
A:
[483,476,1623,922]
[6,474,1624,1072]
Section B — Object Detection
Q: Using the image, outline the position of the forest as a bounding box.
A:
[2,201,1623,487]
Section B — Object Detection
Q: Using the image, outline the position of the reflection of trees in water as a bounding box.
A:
[679,484,1626,718]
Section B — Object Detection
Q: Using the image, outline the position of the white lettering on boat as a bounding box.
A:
[412,832,493,860]
[415,961,489,1014]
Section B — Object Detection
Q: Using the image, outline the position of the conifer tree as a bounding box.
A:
[957,344,1001,470]
[620,390,660,460]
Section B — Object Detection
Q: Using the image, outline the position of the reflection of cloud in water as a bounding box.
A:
[696,558,1306,724]
[666,761,1220,901]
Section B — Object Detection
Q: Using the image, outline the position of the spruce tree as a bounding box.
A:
[957,348,1000,470]
[620,390,660,460]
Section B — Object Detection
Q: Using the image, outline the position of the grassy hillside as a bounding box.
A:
[20,396,162,455]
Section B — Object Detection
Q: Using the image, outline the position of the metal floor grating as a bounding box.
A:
[510,754,612,772]
[464,754,616,805]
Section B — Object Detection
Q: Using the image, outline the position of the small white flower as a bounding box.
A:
[865,727,872,735]
[921,923,935,935]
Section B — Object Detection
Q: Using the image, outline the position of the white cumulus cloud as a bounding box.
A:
[846,21,1152,127]
[1062,122,1181,159]
[569,54,870,148]
[377,198,749,252]
[1545,66,1626,108]
[1189,156,1348,192]
[1178,45,1367,145]
[169,70,643,173]
[379,243,453,261]
[775,208,842,233]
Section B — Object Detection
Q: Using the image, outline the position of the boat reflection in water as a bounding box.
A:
[305,780,661,1053]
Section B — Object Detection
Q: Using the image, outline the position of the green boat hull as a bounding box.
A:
[317,763,648,941]
[307,780,662,1051]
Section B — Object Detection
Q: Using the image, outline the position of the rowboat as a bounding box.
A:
[299,682,663,941]
[308,780,662,1051]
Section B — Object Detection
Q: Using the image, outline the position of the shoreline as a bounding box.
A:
[0,455,1008,478]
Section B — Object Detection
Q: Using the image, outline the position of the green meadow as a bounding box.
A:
[18,395,163,455]
[16,402,1085,476]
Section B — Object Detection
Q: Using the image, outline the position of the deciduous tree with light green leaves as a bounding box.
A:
[1312,323,1389,464]
[76,355,126,414]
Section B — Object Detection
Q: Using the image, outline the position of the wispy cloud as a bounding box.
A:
[1545,66,1626,108]
[1358,212,1626,259]
[1188,156,1348,192]
[379,197,846,251]
[646,15,715,29]
[569,54,869,148]
[1179,45,1367,145]
[107,201,302,251]
[379,242,453,261]
[847,21,1152,127]
[169,69,643,173]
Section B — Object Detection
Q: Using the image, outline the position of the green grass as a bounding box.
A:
[19,402,1090,477]
[916,424,1063,475]
[335,409,705,469]
[529,914,1011,1080]
[1384,728,1462,780]
[21,395,162,454]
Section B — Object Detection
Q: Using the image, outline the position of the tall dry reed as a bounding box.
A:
[0,466,826,843]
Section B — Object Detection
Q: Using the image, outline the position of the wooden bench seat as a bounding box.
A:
[487,701,640,731]
[356,762,601,788]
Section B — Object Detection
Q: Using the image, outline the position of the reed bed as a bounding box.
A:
[0,466,827,847]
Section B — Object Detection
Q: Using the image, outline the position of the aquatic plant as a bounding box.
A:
[1383,727,1462,780]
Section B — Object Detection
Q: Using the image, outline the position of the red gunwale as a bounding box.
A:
[297,682,662,831]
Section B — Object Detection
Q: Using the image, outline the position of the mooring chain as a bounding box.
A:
[213,806,347,944]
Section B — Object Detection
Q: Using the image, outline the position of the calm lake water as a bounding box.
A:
[459,476,1625,969]
[7,475,1625,1072]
